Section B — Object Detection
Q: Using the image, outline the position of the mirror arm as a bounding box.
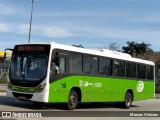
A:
[5,48,13,52]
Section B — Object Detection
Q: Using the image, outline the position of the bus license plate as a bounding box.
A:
[19,96,26,99]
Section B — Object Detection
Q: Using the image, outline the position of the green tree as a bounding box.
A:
[137,42,153,58]
[122,41,136,57]
[122,41,153,58]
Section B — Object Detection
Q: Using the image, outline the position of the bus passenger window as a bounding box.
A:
[147,65,154,80]
[70,53,82,74]
[59,58,66,73]
[137,64,146,79]
[85,56,98,75]
[126,62,137,78]
[131,63,136,78]
[50,62,60,75]
[50,57,66,74]
[126,62,131,78]
[113,59,125,77]
[99,57,112,76]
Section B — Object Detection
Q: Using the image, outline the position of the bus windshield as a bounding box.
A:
[11,53,48,81]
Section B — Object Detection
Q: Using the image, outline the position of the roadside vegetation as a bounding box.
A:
[155,85,160,94]
[0,78,7,84]
[0,58,10,84]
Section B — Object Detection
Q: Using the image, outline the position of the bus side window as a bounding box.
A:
[110,59,113,76]
[69,53,82,74]
[137,64,146,79]
[99,57,112,76]
[50,57,66,74]
[113,59,119,76]
[59,57,66,73]
[85,55,98,75]
[113,59,125,77]
[147,65,154,80]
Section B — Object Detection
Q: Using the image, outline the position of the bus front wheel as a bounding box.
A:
[67,90,78,110]
[124,92,132,109]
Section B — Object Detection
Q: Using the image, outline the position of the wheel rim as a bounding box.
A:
[126,93,132,107]
[69,94,77,108]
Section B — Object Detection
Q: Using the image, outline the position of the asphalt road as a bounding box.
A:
[0,92,160,120]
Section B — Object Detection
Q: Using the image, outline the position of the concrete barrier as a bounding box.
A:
[0,84,7,92]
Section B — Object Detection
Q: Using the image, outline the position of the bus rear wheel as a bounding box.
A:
[124,92,132,109]
[67,90,78,110]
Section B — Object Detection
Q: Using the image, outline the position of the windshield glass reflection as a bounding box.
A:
[11,53,48,81]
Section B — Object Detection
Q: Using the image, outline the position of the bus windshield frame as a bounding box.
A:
[9,44,50,87]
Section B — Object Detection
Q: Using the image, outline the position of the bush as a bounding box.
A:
[0,78,7,84]
[155,86,160,94]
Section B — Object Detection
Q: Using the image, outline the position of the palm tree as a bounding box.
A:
[138,42,153,58]
[122,41,136,57]
[122,41,153,58]
[72,44,84,48]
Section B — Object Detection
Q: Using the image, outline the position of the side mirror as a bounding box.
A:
[3,48,13,61]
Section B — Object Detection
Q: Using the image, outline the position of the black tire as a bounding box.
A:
[124,92,132,109]
[67,91,78,110]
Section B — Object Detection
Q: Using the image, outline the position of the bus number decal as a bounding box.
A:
[79,80,94,87]
[95,83,102,88]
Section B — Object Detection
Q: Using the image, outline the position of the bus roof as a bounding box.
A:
[16,42,155,66]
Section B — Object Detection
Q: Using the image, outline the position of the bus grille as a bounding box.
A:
[12,92,33,99]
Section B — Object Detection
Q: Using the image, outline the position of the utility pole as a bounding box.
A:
[28,0,36,43]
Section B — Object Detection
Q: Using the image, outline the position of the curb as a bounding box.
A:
[0,92,6,96]
[0,90,6,92]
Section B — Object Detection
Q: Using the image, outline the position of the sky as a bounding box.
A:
[0,0,160,51]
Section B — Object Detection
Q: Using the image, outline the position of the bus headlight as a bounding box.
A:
[37,84,46,92]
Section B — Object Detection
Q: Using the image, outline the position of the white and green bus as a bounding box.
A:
[6,42,155,110]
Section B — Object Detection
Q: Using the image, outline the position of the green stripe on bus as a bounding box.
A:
[48,75,154,103]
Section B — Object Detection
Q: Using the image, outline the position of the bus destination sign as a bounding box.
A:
[17,45,45,52]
